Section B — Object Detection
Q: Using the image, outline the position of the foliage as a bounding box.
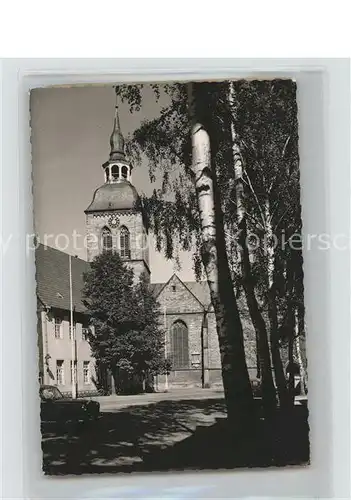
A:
[116,81,305,404]
[121,81,304,327]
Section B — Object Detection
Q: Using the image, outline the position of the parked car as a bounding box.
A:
[40,385,100,429]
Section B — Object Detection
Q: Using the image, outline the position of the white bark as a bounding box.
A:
[228,81,244,225]
[228,81,244,280]
[187,83,218,295]
[264,198,275,289]
[228,84,276,409]
[187,82,254,422]
[295,310,306,396]
[265,196,289,406]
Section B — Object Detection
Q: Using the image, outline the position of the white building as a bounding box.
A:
[36,244,96,395]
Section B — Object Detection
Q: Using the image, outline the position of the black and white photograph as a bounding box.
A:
[31,80,309,475]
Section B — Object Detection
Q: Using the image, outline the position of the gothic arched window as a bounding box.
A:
[120,226,130,259]
[121,165,128,180]
[170,320,189,369]
[111,165,119,182]
[101,227,113,252]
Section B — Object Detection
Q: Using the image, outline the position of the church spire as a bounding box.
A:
[109,87,126,162]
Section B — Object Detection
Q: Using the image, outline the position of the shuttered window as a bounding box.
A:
[120,226,131,259]
[54,318,63,339]
[102,227,113,252]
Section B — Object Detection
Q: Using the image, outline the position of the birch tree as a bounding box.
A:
[117,79,305,411]
[232,79,303,408]
[187,82,254,423]
[228,81,277,412]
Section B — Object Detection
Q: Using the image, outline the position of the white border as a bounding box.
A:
[1,59,350,499]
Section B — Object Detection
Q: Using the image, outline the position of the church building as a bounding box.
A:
[36,96,257,394]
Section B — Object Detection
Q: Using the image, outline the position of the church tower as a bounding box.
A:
[85,88,150,282]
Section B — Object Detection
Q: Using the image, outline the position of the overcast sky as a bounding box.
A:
[31,85,195,283]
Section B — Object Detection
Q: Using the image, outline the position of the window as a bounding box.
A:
[172,285,176,292]
[54,318,63,339]
[70,360,77,383]
[121,165,128,179]
[56,360,64,385]
[83,361,90,384]
[120,226,131,259]
[102,226,113,252]
[68,322,76,340]
[111,164,119,181]
[82,327,90,341]
[170,320,189,369]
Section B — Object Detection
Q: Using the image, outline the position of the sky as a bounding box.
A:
[30,85,195,283]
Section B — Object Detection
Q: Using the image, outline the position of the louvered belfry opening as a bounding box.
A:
[102,227,113,252]
[170,320,189,369]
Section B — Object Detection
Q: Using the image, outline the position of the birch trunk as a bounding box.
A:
[228,82,276,412]
[264,198,289,407]
[228,82,244,226]
[240,222,277,411]
[295,310,306,397]
[288,328,295,406]
[188,82,254,425]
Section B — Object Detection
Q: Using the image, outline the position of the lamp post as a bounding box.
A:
[202,310,210,388]
[164,305,169,392]
[69,254,78,399]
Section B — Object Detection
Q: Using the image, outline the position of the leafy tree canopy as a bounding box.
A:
[118,80,304,339]
[83,252,170,379]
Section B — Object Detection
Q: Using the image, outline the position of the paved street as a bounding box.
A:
[93,387,225,411]
[41,388,227,474]
[41,388,309,475]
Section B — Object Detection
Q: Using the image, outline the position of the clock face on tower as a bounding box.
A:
[108,215,120,228]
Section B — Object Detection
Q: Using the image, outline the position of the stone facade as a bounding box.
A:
[152,275,224,389]
[151,275,260,389]
[85,209,150,282]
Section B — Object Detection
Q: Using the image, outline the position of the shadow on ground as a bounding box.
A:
[41,397,309,475]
